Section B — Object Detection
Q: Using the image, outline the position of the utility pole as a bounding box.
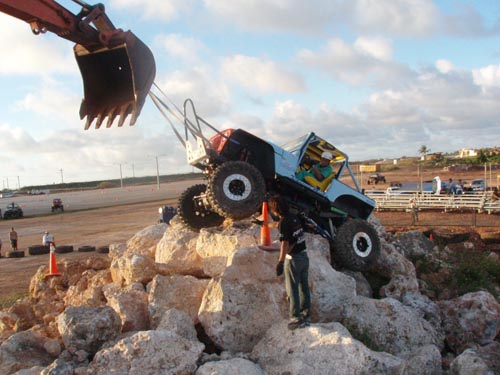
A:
[60,169,64,184]
[17,176,20,190]
[119,164,123,188]
[132,163,135,178]
[155,156,160,190]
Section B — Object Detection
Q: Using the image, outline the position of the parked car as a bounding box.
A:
[469,178,486,191]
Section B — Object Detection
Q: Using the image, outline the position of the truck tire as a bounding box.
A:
[78,245,96,252]
[207,161,265,220]
[332,219,380,272]
[178,184,225,231]
[7,250,25,258]
[28,245,50,255]
[96,246,109,254]
[55,245,74,254]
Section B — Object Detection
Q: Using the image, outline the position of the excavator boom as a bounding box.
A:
[0,0,156,128]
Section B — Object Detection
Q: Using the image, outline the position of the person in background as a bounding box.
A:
[269,195,311,330]
[42,231,54,246]
[9,227,18,251]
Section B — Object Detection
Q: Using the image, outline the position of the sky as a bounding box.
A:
[1,0,500,188]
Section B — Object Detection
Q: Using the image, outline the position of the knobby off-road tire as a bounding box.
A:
[97,246,109,254]
[332,219,380,272]
[178,184,225,232]
[7,250,24,258]
[207,161,266,220]
[28,245,50,255]
[78,245,96,252]
[55,245,74,254]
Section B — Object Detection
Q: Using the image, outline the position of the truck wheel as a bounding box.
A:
[332,219,380,272]
[55,245,74,254]
[207,161,265,220]
[28,245,50,255]
[7,250,25,258]
[178,184,225,231]
[78,245,96,252]
[96,246,109,254]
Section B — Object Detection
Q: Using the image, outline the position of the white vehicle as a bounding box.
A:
[470,179,486,191]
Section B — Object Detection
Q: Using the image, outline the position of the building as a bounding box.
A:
[459,148,477,158]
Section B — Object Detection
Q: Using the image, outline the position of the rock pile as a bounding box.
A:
[0,216,499,374]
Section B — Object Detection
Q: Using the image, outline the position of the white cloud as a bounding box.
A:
[154,34,206,62]
[0,14,77,76]
[352,0,439,36]
[354,37,393,61]
[472,65,500,88]
[435,59,454,74]
[297,37,413,87]
[110,0,193,21]
[221,55,305,93]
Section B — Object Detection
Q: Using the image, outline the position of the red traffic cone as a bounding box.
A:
[429,233,434,242]
[260,201,271,246]
[45,242,61,278]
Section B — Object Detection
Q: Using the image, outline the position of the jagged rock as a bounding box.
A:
[402,293,444,339]
[198,276,285,353]
[64,269,112,307]
[308,245,357,322]
[393,230,434,261]
[196,357,266,375]
[342,296,443,356]
[438,291,500,354]
[450,341,500,374]
[399,345,442,375]
[39,359,74,375]
[11,367,45,375]
[7,299,36,332]
[0,331,58,375]
[103,283,150,332]
[109,243,127,259]
[343,270,373,297]
[0,312,18,343]
[127,223,167,259]
[156,308,197,341]
[148,274,209,325]
[373,242,419,300]
[251,320,404,374]
[195,221,263,277]
[155,224,204,276]
[57,306,121,355]
[110,253,157,286]
[87,330,204,375]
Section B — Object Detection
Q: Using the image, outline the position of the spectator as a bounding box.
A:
[42,231,55,246]
[9,227,18,251]
[448,178,457,195]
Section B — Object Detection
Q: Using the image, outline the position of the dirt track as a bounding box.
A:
[0,198,177,306]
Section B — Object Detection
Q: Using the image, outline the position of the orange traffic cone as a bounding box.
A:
[429,233,434,242]
[260,201,271,246]
[46,242,61,278]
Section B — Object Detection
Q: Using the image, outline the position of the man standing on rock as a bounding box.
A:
[269,195,311,330]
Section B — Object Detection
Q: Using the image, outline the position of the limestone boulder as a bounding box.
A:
[251,320,404,375]
[64,269,112,307]
[393,230,434,261]
[449,341,500,375]
[57,306,121,355]
[148,274,209,325]
[399,345,443,375]
[156,308,198,341]
[127,223,167,259]
[109,243,127,259]
[0,331,59,375]
[103,283,150,332]
[87,330,204,375]
[198,277,285,353]
[155,223,203,276]
[196,358,266,375]
[110,253,157,286]
[342,296,443,356]
[195,221,264,277]
[438,291,500,354]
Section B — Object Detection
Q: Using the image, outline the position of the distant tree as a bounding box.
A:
[418,145,430,159]
[476,149,488,164]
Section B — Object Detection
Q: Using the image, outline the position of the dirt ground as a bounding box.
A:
[0,198,177,306]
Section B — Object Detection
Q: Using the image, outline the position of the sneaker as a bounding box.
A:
[287,318,304,330]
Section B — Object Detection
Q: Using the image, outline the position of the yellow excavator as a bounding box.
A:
[0,0,156,129]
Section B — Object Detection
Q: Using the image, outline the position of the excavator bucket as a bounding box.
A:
[75,31,156,129]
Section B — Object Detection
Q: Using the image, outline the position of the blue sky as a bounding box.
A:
[1,0,500,187]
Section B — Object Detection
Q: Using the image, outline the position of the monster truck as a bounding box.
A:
[170,100,380,271]
[3,202,23,219]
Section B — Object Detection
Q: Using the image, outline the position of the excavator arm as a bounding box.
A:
[0,0,156,129]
